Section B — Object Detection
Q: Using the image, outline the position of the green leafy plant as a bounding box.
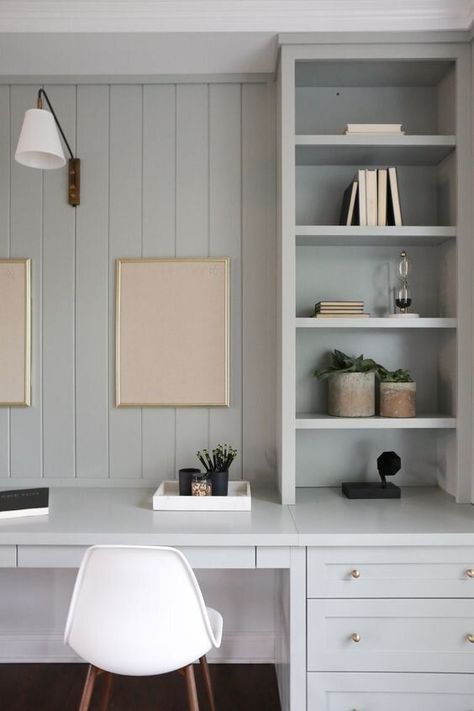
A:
[313,349,383,380]
[196,444,237,473]
[378,367,414,383]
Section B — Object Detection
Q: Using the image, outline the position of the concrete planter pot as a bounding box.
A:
[380,381,416,418]
[328,372,375,417]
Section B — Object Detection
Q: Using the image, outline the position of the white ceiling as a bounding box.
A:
[0,1,472,78]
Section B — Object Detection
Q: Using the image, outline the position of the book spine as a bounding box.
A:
[366,170,377,226]
[358,169,366,226]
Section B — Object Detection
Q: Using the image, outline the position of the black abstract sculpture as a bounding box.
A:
[342,450,402,499]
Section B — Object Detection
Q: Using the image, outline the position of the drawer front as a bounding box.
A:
[308,672,474,711]
[307,598,474,673]
[18,545,88,568]
[307,546,474,598]
[17,545,255,569]
[0,546,16,567]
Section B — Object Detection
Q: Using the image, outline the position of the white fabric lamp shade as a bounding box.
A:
[15,108,66,169]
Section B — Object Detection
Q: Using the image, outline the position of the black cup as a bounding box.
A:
[179,468,201,496]
[211,470,229,496]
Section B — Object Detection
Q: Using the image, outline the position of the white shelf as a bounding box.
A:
[295,226,456,247]
[295,134,456,166]
[296,317,457,329]
[296,415,457,430]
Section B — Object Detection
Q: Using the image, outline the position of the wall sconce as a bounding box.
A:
[15,89,80,207]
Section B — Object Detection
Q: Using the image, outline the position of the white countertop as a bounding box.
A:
[0,485,473,547]
[289,487,474,546]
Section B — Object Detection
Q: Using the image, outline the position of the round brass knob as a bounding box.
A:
[466,569,474,578]
[351,633,361,643]
[351,569,361,579]
[467,634,474,643]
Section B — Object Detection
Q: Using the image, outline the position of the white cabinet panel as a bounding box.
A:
[308,598,474,673]
[307,546,474,598]
[17,545,255,569]
[308,672,474,710]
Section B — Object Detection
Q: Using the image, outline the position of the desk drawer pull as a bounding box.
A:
[351,569,361,579]
[351,633,361,643]
[466,634,474,643]
[466,569,474,578]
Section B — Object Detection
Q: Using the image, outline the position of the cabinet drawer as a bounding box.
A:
[308,672,474,710]
[307,598,474,673]
[0,546,16,567]
[17,545,255,569]
[307,546,474,598]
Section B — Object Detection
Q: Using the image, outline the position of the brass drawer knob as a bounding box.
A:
[466,634,474,643]
[351,633,361,643]
[351,569,361,579]
[466,569,474,578]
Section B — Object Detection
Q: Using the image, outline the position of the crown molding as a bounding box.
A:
[0,1,473,33]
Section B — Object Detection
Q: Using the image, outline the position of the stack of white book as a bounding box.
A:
[339,167,402,227]
[313,301,369,319]
[345,123,404,135]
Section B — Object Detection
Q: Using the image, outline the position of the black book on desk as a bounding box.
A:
[0,488,49,519]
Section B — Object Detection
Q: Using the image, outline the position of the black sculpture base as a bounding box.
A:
[342,482,401,499]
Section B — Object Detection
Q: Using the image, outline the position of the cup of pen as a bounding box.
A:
[196,444,238,497]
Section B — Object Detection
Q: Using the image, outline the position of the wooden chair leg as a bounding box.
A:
[99,671,113,711]
[78,664,99,711]
[199,656,216,711]
[184,664,200,711]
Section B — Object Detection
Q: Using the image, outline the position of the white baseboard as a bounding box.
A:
[0,631,276,665]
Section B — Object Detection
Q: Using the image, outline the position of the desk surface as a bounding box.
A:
[0,486,473,547]
[290,487,474,546]
[0,487,298,546]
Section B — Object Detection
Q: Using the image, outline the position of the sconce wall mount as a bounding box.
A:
[15,89,80,207]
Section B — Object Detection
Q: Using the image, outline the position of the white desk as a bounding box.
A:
[1,486,474,710]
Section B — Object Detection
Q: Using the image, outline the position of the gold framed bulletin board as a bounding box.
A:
[116,258,230,407]
[0,259,31,407]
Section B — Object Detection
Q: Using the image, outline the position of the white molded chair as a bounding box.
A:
[65,545,223,711]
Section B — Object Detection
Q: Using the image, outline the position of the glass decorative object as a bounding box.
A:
[389,250,419,318]
[191,475,212,497]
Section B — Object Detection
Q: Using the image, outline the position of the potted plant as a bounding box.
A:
[378,368,416,418]
[196,444,237,496]
[314,350,382,417]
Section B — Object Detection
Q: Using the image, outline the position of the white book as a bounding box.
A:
[366,169,377,226]
[357,169,367,226]
[388,167,403,226]
[377,169,388,226]
[346,123,404,134]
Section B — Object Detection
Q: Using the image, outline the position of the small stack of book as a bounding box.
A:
[339,167,402,227]
[345,123,404,135]
[313,301,369,319]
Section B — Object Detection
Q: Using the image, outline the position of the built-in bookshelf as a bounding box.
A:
[277,42,472,505]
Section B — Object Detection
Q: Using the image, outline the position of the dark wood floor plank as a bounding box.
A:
[0,663,281,711]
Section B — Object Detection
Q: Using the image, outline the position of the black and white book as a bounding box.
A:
[387,167,403,226]
[0,488,49,520]
[339,181,358,226]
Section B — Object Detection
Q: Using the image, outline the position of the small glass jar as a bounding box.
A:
[191,475,212,497]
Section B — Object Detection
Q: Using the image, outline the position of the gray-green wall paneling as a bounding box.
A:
[0,81,276,484]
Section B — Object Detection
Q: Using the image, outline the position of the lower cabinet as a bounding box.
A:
[307,672,474,711]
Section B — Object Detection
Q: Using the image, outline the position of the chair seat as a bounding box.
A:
[206,607,223,648]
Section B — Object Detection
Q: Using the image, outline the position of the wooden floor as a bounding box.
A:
[0,663,281,711]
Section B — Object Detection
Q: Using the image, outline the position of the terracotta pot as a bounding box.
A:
[328,372,375,417]
[380,381,416,417]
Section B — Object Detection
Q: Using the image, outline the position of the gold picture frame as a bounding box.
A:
[116,258,230,407]
[0,259,31,407]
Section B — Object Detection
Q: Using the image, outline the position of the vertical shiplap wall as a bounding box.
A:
[0,82,276,485]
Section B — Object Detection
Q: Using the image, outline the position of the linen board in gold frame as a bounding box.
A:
[116,258,230,407]
[0,259,31,407]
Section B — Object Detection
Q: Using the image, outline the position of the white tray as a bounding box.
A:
[153,480,251,511]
